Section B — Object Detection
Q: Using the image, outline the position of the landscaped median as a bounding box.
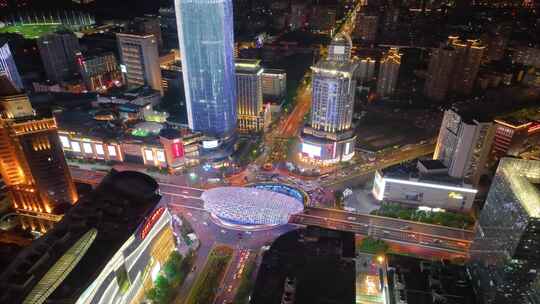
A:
[371,202,475,229]
[185,245,234,304]
[233,258,257,304]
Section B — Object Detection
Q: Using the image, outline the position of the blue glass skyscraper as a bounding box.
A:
[174,0,237,140]
[0,41,23,91]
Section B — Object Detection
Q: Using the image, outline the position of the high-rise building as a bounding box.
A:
[235,59,265,132]
[0,40,23,91]
[450,38,485,94]
[0,170,177,304]
[132,15,163,50]
[377,48,401,97]
[433,108,495,185]
[116,33,162,94]
[469,158,540,304]
[356,57,376,83]
[424,43,456,101]
[354,10,379,42]
[159,6,179,50]
[174,0,237,142]
[37,30,80,82]
[0,80,78,233]
[261,69,287,102]
[300,34,357,165]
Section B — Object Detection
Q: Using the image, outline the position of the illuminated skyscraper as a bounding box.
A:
[434,108,495,185]
[354,10,378,42]
[470,158,540,304]
[235,59,265,132]
[116,33,162,94]
[377,48,401,97]
[300,34,357,165]
[0,40,23,91]
[0,79,77,233]
[174,0,237,141]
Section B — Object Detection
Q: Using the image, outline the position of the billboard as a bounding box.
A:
[302,142,321,157]
[202,140,219,149]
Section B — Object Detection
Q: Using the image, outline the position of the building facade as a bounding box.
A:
[377,48,401,97]
[450,37,485,95]
[76,51,122,92]
[235,59,265,132]
[492,118,540,159]
[354,11,378,42]
[132,16,163,50]
[0,41,23,90]
[299,34,357,165]
[433,109,495,185]
[424,44,456,101]
[0,91,77,233]
[261,69,287,102]
[174,0,237,141]
[37,31,81,82]
[356,57,376,83]
[469,158,540,304]
[0,170,177,304]
[116,33,162,94]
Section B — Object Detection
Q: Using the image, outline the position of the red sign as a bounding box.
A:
[171,142,184,158]
[140,207,165,240]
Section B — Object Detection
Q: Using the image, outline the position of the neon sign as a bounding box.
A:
[140,207,165,240]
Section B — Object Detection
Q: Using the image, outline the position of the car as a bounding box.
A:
[347,216,356,221]
[203,221,208,226]
[401,225,411,230]
[221,229,227,234]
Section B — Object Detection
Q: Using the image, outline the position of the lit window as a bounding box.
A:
[83,142,93,154]
[157,151,166,162]
[145,149,154,161]
[59,136,70,148]
[108,145,117,156]
[95,144,104,155]
[71,141,81,152]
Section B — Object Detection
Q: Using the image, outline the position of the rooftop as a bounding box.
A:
[0,170,161,303]
[497,158,540,218]
[382,160,469,187]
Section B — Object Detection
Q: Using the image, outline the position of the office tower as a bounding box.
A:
[377,48,401,97]
[116,33,162,94]
[433,108,495,185]
[174,0,237,141]
[450,38,485,94]
[132,16,163,50]
[159,6,179,50]
[235,59,265,132]
[37,30,80,82]
[75,51,122,92]
[424,43,456,101]
[469,158,540,304]
[0,79,77,233]
[354,10,379,42]
[0,40,23,90]
[356,57,376,83]
[262,69,287,102]
[309,5,337,34]
[0,170,176,304]
[300,34,358,165]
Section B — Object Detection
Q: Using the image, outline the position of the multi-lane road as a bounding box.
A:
[291,208,472,255]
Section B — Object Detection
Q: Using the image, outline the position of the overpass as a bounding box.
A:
[290,207,473,255]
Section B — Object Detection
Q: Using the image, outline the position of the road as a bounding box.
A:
[291,207,472,255]
[321,141,436,187]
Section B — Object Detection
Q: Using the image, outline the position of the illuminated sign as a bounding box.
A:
[202,140,219,149]
[120,64,127,73]
[141,207,165,239]
[71,141,81,152]
[107,145,117,156]
[95,144,104,155]
[333,45,345,54]
[383,177,478,193]
[301,142,321,157]
[157,151,166,162]
[144,149,154,161]
[171,142,184,158]
[59,135,70,149]
[83,142,93,154]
